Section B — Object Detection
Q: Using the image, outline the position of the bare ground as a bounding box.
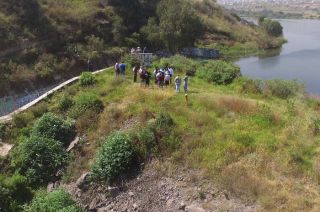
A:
[63,163,260,212]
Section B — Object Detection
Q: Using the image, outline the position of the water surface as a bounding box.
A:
[236,19,320,94]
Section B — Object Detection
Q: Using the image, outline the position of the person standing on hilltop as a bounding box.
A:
[164,70,171,87]
[184,74,189,93]
[174,75,181,93]
[119,62,126,75]
[132,65,138,82]
[87,59,93,72]
[169,66,174,84]
[114,62,120,76]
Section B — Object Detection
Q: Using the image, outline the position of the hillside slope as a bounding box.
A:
[0,0,283,96]
[1,56,320,211]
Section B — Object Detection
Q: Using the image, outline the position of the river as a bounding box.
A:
[236,19,320,95]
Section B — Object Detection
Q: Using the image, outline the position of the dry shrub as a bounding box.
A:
[76,110,100,133]
[220,163,271,201]
[96,105,126,138]
[216,96,258,115]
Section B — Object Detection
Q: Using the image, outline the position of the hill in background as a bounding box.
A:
[0,0,283,96]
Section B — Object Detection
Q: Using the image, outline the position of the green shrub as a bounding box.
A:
[122,54,141,67]
[30,102,48,118]
[58,94,74,111]
[32,113,75,145]
[313,118,320,135]
[238,77,262,94]
[135,126,157,160]
[12,136,68,184]
[198,60,240,85]
[0,174,33,212]
[79,72,95,86]
[24,189,83,212]
[92,132,135,182]
[70,92,104,118]
[0,123,5,139]
[152,55,198,72]
[265,80,302,99]
[12,112,34,128]
[155,112,174,130]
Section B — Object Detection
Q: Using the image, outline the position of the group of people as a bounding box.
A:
[114,62,189,93]
[114,62,127,76]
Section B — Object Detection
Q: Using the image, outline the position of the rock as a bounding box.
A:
[179,202,186,210]
[47,182,55,192]
[89,197,100,210]
[224,192,230,200]
[76,172,92,191]
[185,204,206,212]
[129,191,135,197]
[108,186,120,197]
[133,203,138,211]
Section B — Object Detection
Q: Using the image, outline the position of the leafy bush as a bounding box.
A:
[0,123,6,139]
[32,113,75,145]
[152,55,199,72]
[12,136,68,184]
[24,189,83,212]
[122,54,141,67]
[134,126,157,160]
[92,132,135,182]
[0,174,33,212]
[58,94,74,111]
[155,112,174,131]
[238,77,262,94]
[70,92,104,118]
[259,17,283,37]
[198,60,240,85]
[265,80,302,99]
[79,72,95,87]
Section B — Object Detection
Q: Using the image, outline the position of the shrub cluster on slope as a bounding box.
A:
[12,136,68,184]
[24,189,83,212]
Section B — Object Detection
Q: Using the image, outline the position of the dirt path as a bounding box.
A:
[0,68,109,123]
[0,142,13,157]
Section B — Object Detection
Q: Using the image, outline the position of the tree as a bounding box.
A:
[156,0,204,51]
[259,17,283,37]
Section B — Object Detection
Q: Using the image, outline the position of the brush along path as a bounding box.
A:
[0,68,108,123]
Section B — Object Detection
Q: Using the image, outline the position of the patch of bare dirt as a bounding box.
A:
[0,142,13,157]
[63,163,260,212]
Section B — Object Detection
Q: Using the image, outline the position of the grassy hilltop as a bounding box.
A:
[0,0,284,95]
[1,55,320,211]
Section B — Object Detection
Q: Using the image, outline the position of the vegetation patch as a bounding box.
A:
[32,112,76,146]
[92,132,135,183]
[11,136,68,184]
[79,72,95,87]
[198,60,240,85]
[24,189,83,212]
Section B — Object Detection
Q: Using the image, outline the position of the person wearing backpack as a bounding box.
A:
[145,70,151,87]
[184,74,189,93]
[174,75,181,93]
[132,65,138,82]
[114,62,120,76]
